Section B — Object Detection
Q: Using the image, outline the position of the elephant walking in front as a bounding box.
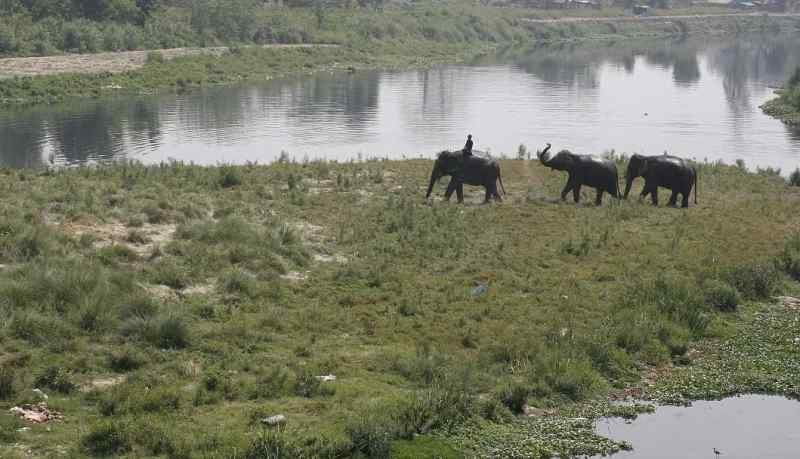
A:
[623,154,697,208]
[537,144,620,206]
[425,150,506,203]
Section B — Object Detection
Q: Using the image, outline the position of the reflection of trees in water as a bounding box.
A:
[280,72,381,129]
[512,43,601,89]
[705,37,800,114]
[511,39,705,88]
[0,97,163,167]
[0,113,46,168]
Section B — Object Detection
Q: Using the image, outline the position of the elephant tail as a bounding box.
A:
[498,168,507,195]
[693,167,698,205]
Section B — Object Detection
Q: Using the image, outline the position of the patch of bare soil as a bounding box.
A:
[0,44,337,78]
[80,376,126,392]
[60,220,176,257]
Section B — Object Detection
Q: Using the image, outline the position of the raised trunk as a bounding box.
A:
[537,144,552,165]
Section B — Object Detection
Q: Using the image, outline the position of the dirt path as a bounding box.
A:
[0,44,337,78]
[521,11,800,24]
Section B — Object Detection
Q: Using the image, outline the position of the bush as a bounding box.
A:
[778,234,800,281]
[725,262,781,300]
[108,347,143,372]
[789,168,800,187]
[243,431,299,459]
[293,369,334,398]
[704,279,741,312]
[497,383,528,414]
[0,366,15,400]
[34,366,76,394]
[82,423,131,456]
[218,166,242,189]
[146,50,164,64]
[151,316,190,349]
[346,414,394,459]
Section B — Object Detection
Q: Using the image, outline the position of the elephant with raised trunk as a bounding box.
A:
[537,144,620,205]
[623,154,697,208]
[425,150,506,204]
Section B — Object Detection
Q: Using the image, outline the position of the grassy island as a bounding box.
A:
[762,67,800,126]
[0,156,799,457]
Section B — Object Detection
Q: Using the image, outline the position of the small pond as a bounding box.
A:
[593,395,800,458]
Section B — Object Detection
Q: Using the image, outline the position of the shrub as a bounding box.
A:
[789,168,800,187]
[346,414,394,459]
[0,414,23,443]
[34,366,76,394]
[151,316,190,349]
[146,50,165,64]
[778,234,800,281]
[704,280,741,312]
[725,262,781,300]
[497,383,528,414]
[479,397,513,422]
[82,423,130,456]
[0,366,15,400]
[293,369,334,398]
[149,259,190,289]
[108,347,143,372]
[219,166,242,188]
[243,431,299,459]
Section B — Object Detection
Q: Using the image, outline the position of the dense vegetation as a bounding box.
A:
[762,66,800,126]
[0,156,799,457]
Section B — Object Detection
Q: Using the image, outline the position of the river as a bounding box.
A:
[1,34,799,170]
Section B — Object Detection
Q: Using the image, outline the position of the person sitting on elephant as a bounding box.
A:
[463,134,474,157]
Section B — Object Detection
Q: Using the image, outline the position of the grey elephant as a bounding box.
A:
[537,144,620,205]
[623,154,697,208]
[425,150,506,203]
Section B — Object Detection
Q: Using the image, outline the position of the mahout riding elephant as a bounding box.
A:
[425,150,506,203]
[623,154,697,208]
[537,143,620,205]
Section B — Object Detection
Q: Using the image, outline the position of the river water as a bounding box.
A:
[594,395,800,459]
[1,35,800,170]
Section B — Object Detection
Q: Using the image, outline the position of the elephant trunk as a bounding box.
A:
[426,164,441,198]
[623,174,634,199]
[537,143,552,165]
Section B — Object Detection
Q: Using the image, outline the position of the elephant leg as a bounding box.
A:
[681,191,690,208]
[649,186,659,206]
[483,186,492,204]
[573,183,582,203]
[595,189,604,206]
[561,180,574,201]
[444,179,457,201]
[456,183,464,204]
[667,190,678,207]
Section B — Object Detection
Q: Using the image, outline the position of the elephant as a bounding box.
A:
[425,150,506,203]
[537,144,621,205]
[623,154,697,208]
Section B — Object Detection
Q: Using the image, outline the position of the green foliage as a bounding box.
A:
[789,168,800,187]
[346,413,394,459]
[34,365,76,394]
[725,262,782,300]
[82,422,131,456]
[0,366,15,400]
[218,165,243,188]
[778,233,800,281]
[704,279,741,312]
[497,383,529,414]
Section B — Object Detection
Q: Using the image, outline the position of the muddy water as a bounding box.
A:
[1,35,800,169]
[593,395,800,458]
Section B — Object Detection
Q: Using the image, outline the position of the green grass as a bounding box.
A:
[0,158,798,457]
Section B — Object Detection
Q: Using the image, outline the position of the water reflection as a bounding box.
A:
[0,34,799,170]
